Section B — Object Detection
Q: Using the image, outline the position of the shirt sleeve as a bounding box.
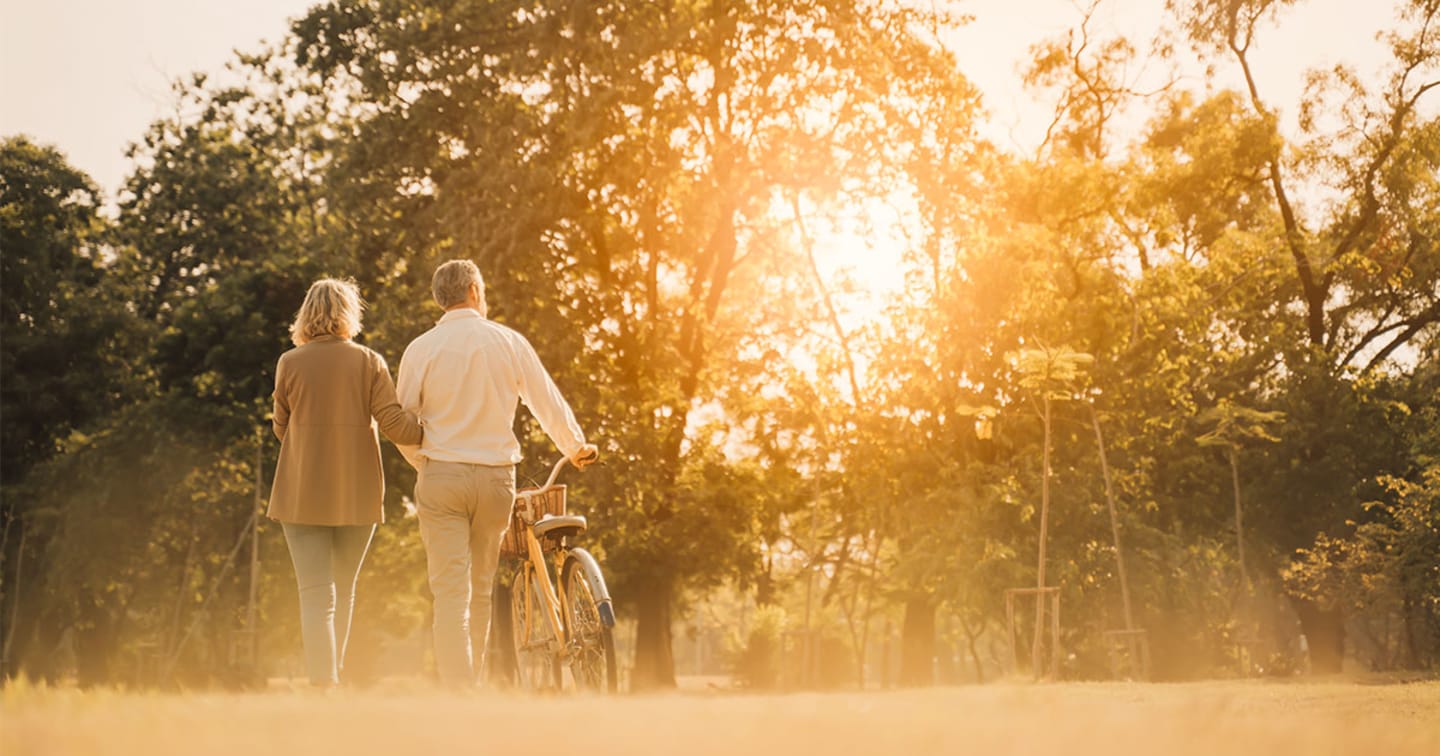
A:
[271,355,290,441]
[393,339,424,468]
[369,350,423,447]
[513,333,587,458]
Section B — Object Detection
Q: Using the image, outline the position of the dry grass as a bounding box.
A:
[4,679,1438,756]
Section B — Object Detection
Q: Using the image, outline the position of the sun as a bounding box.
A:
[800,194,913,332]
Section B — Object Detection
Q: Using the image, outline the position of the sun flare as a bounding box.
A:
[800,195,913,330]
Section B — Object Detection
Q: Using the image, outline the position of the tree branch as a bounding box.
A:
[1362,299,1440,373]
[1227,6,1326,346]
[791,193,865,407]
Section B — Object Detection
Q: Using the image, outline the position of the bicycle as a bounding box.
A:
[493,455,618,692]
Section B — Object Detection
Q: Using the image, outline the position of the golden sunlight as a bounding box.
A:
[5,0,1440,753]
[800,195,913,329]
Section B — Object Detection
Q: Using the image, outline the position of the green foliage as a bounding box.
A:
[1284,466,1440,669]
[0,137,131,484]
[1012,346,1095,399]
[1196,400,1285,449]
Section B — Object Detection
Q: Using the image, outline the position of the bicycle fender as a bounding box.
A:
[567,548,616,628]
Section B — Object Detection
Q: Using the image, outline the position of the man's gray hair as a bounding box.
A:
[432,259,487,314]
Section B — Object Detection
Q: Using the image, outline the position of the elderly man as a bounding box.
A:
[396,259,597,687]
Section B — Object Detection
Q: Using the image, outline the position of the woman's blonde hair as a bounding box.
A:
[290,277,365,346]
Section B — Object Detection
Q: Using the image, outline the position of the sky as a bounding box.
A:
[2,0,315,196]
[948,0,1396,151]
[0,0,1400,200]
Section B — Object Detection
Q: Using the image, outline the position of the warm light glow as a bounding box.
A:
[801,195,913,332]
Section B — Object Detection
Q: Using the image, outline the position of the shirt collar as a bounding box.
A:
[309,335,345,343]
[438,308,484,325]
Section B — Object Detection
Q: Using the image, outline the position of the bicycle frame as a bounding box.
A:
[516,519,569,657]
[511,457,615,669]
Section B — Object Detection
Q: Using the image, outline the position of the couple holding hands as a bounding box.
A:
[267,259,597,689]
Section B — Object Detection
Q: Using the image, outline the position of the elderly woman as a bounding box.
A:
[268,278,422,688]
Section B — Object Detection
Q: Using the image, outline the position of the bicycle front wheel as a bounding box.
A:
[562,556,617,692]
[509,562,561,690]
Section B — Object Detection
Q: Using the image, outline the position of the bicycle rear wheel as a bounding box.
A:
[509,562,561,690]
[562,556,617,693]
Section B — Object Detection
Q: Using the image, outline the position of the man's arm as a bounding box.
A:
[394,340,425,468]
[513,333,588,460]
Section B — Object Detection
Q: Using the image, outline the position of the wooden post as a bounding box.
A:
[1090,406,1135,634]
[247,429,263,670]
[1091,407,1151,680]
[165,511,257,682]
[1103,629,1151,680]
[1049,590,1061,679]
[1006,591,1018,674]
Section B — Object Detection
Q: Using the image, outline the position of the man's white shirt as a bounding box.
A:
[395,308,586,467]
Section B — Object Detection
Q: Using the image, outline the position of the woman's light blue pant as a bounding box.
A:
[281,523,375,686]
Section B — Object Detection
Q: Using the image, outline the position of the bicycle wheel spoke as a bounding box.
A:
[563,557,616,692]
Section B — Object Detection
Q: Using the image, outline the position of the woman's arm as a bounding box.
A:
[369,351,423,446]
[272,357,290,441]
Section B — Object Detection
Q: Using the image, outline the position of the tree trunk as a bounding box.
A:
[755,553,776,607]
[1229,447,1246,587]
[958,614,986,684]
[631,574,676,690]
[898,595,935,687]
[1033,395,1052,676]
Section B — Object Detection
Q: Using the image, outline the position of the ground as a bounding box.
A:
[3,679,1437,755]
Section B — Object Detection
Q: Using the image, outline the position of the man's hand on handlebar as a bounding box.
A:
[571,443,599,468]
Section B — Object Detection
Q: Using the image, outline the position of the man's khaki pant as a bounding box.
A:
[415,460,515,687]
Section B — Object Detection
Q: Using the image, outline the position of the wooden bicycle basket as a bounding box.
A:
[501,485,566,560]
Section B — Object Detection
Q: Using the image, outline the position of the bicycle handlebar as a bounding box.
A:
[539,456,572,491]
[536,448,598,492]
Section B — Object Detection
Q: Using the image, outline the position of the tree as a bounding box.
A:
[0,137,135,679]
[1166,0,1440,359]
[1011,345,1093,677]
[0,137,128,483]
[1285,465,1440,669]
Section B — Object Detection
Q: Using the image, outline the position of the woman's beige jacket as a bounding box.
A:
[268,336,422,525]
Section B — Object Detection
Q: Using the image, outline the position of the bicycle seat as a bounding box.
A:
[533,514,587,540]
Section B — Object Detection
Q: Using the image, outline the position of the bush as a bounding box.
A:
[731,605,786,689]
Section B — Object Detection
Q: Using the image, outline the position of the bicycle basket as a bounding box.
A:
[500,485,566,561]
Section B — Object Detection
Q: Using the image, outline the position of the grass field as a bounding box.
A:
[4,679,1438,755]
